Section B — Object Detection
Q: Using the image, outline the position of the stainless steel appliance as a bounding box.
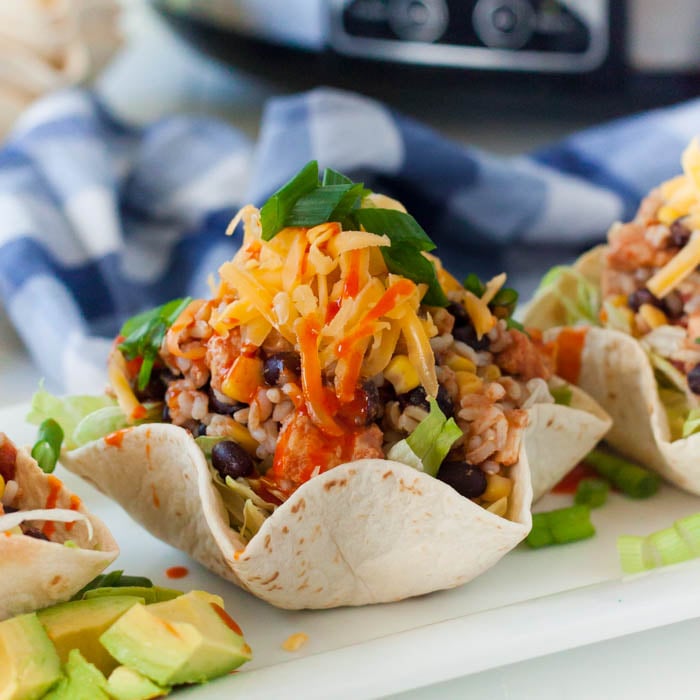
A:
[157,0,700,76]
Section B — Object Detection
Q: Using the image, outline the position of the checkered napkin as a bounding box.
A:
[1,87,699,393]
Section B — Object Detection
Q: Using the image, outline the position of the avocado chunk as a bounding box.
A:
[43,649,110,700]
[0,613,62,700]
[107,667,170,700]
[84,586,182,605]
[38,595,144,676]
[100,591,252,686]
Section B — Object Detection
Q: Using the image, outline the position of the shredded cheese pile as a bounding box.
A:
[207,206,440,433]
[648,138,700,298]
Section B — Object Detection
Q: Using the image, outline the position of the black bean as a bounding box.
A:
[436,461,487,499]
[688,365,700,394]
[398,386,428,410]
[263,353,301,386]
[447,301,470,326]
[627,288,663,312]
[211,440,255,480]
[670,220,691,248]
[397,385,453,418]
[207,385,245,416]
[162,403,171,423]
[21,525,49,541]
[196,423,208,437]
[663,290,685,320]
[135,367,169,402]
[361,380,384,425]
[453,323,490,351]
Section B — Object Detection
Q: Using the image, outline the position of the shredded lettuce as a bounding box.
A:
[387,398,462,477]
[27,387,119,450]
[27,387,161,449]
[682,408,700,439]
[549,383,573,406]
[537,265,601,326]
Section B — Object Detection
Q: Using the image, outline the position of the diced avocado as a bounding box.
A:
[43,650,110,700]
[84,586,182,605]
[38,595,144,676]
[107,667,170,700]
[100,591,252,686]
[0,613,63,700]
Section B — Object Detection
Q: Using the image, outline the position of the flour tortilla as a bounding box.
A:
[523,246,700,495]
[525,385,611,501]
[59,402,607,609]
[0,438,119,620]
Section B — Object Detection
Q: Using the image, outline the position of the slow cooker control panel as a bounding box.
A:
[329,0,609,73]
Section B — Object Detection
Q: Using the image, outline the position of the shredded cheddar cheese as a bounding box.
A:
[194,207,441,433]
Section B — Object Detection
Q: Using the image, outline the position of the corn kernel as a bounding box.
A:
[482,474,513,503]
[485,496,508,517]
[482,364,501,381]
[282,632,309,652]
[0,474,4,501]
[225,422,259,456]
[445,354,476,373]
[455,371,483,395]
[610,294,628,308]
[384,355,421,394]
[657,205,683,225]
[222,355,264,403]
[638,303,668,330]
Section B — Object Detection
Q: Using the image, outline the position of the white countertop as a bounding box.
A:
[4,2,700,698]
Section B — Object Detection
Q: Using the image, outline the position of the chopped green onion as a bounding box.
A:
[682,407,700,438]
[574,478,609,508]
[648,527,693,566]
[31,418,64,474]
[380,245,448,307]
[675,513,700,555]
[584,448,660,499]
[463,273,485,297]
[118,297,192,391]
[617,535,649,574]
[550,384,573,406]
[322,167,353,186]
[71,570,154,601]
[352,208,435,252]
[286,183,357,226]
[260,160,320,240]
[526,505,595,549]
[506,317,527,334]
[618,512,700,574]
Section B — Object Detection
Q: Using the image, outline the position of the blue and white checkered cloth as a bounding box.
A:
[1,87,699,393]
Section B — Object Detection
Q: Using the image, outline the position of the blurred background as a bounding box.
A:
[5,0,700,148]
[3,0,700,400]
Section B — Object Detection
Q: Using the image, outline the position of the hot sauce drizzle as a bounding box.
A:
[165,566,189,579]
[554,327,588,384]
[42,475,63,538]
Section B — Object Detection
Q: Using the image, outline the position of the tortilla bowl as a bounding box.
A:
[59,394,611,610]
[523,244,700,494]
[61,423,533,609]
[0,438,119,620]
[525,384,610,501]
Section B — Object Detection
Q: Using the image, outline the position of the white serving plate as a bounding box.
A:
[5,401,700,700]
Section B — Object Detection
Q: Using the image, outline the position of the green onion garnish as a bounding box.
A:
[574,478,609,509]
[118,297,192,391]
[526,505,595,549]
[71,570,154,601]
[260,160,320,240]
[618,512,700,574]
[31,418,64,474]
[550,384,573,406]
[584,448,660,499]
[253,160,448,306]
